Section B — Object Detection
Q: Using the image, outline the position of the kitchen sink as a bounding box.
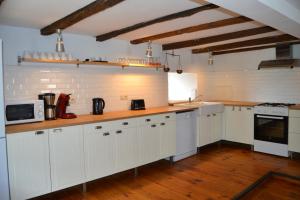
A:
[177,101,224,115]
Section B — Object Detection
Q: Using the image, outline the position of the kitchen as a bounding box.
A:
[1,0,300,199]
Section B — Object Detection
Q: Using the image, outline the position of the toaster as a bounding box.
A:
[131,99,145,110]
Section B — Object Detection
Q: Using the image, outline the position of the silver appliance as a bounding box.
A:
[254,103,294,157]
[0,39,10,200]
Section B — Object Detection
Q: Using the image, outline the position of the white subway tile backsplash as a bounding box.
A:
[4,65,168,114]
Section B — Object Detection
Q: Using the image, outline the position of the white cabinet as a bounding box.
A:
[159,116,176,158]
[138,123,160,165]
[7,130,51,200]
[288,111,300,153]
[115,127,139,172]
[198,113,222,147]
[84,122,116,182]
[49,126,85,191]
[225,106,254,145]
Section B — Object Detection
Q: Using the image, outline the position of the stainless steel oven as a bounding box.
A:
[254,114,288,144]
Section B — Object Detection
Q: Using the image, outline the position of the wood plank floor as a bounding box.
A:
[34,145,300,200]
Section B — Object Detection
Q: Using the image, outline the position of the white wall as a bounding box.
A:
[0,25,168,114]
[169,44,300,104]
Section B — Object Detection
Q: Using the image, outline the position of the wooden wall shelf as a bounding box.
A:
[17,57,164,69]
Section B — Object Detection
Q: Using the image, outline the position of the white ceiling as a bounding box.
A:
[0,0,292,50]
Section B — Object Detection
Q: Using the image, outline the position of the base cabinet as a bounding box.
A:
[84,123,116,182]
[138,124,160,165]
[198,113,222,147]
[49,126,85,191]
[288,111,300,153]
[7,130,51,200]
[225,106,254,145]
[115,127,139,172]
[159,119,176,158]
[6,112,177,199]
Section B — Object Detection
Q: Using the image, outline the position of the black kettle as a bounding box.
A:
[92,98,105,115]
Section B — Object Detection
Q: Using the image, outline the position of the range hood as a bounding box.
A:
[258,44,300,70]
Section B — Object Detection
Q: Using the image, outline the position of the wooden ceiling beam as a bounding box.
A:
[192,34,298,54]
[41,0,125,35]
[96,3,219,42]
[212,41,300,55]
[130,16,253,44]
[162,26,276,50]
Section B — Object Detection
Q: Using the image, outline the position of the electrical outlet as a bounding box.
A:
[120,95,128,100]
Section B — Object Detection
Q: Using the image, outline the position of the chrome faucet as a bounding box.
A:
[188,94,203,103]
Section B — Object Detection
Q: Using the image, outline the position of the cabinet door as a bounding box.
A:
[138,124,160,165]
[49,126,85,191]
[239,107,254,144]
[7,130,51,200]
[115,127,138,172]
[160,120,176,158]
[288,133,300,153]
[84,124,115,182]
[199,114,211,147]
[211,113,222,143]
[225,106,240,143]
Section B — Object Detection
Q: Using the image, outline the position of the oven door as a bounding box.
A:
[254,114,288,144]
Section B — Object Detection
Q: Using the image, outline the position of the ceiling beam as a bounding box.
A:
[162,26,276,50]
[96,3,219,42]
[192,34,298,54]
[130,16,252,44]
[212,41,300,55]
[41,0,125,35]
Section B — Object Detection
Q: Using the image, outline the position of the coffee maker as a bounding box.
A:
[56,93,77,119]
[38,93,56,120]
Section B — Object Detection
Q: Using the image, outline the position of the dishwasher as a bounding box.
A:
[173,110,197,161]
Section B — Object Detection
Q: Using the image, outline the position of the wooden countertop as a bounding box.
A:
[169,100,260,107]
[5,106,197,134]
[289,104,300,110]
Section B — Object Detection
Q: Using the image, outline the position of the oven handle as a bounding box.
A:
[256,115,284,120]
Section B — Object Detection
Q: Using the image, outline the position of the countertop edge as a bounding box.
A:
[5,106,198,134]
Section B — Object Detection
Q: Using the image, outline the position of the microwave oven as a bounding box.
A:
[5,100,45,125]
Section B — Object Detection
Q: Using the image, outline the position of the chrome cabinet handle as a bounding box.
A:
[146,119,151,122]
[207,114,211,117]
[95,126,102,130]
[116,130,122,134]
[53,128,62,133]
[212,113,216,116]
[160,123,165,126]
[103,132,110,136]
[35,131,45,135]
[232,106,235,111]
[151,124,156,128]
[122,122,128,125]
[247,107,252,110]
[165,116,170,119]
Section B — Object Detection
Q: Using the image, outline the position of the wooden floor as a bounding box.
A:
[34,145,300,200]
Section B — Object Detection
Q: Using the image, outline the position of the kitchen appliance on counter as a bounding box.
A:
[92,98,105,115]
[254,103,295,157]
[5,100,44,125]
[39,93,56,120]
[56,93,77,119]
[0,39,10,200]
[131,99,145,110]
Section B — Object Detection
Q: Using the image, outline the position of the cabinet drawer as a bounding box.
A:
[138,114,162,125]
[288,133,300,153]
[110,118,139,130]
[84,121,115,132]
[289,117,300,133]
[289,110,300,117]
[158,113,176,122]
